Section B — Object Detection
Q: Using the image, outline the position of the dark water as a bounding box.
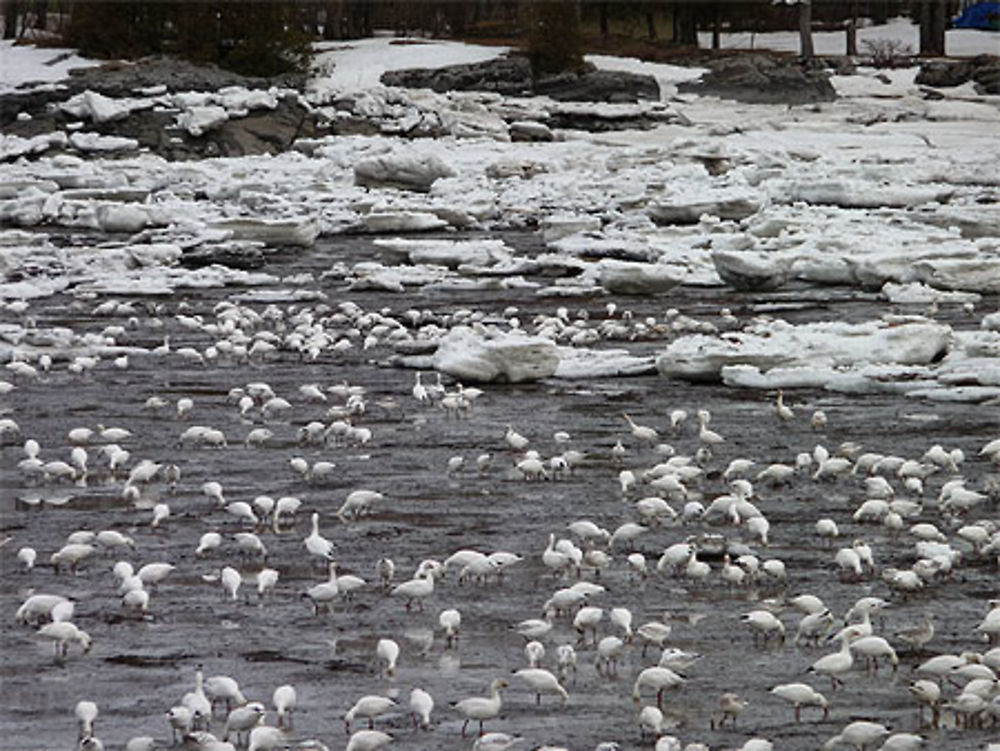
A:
[1,233,998,751]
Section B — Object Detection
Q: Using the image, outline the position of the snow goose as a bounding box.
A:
[572,606,603,645]
[639,705,667,738]
[303,562,339,615]
[556,643,577,683]
[895,613,935,653]
[337,489,382,521]
[345,730,392,751]
[636,615,673,656]
[247,725,288,751]
[809,630,854,690]
[206,674,247,714]
[165,706,192,745]
[51,543,95,575]
[376,558,395,591]
[504,425,529,452]
[304,512,334,564]
[453,678,507,737]
[182,667,212,729]
[409,687,433,730]
[524,640,545,668]
[711,692,747,729]
[741,610,785,646]
[376,638,399,678]
[17,546,36,572]
[390,570,434,612]
[75,700,98,739]
[907,679,941,728]
[515,614,553,641]
[195,532,222,557]
[223,702,265,744]
[622,413,658,446]
[769,682,829,722]
[138,562,175,589]
[596,636,625,675]
[38,621,90,658]
[473,733,524,751]
[541,533,571,578]
[848,633,899,673]
[439,608,461,647]
[272,684,295,729]
[821,721,889,751]
[512,668,569,705]
[877,734,925,751]
[774,390,794,421]
[345,695,396,731]
[632,666,684,708]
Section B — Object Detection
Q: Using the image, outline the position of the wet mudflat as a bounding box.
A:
[1,232,998,751]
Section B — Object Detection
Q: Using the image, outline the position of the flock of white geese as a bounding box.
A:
[2,294,1000,751]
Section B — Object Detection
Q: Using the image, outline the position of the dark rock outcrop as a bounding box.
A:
[678,55,837,105]
[916,55,1000,94]
[381,54,661,102]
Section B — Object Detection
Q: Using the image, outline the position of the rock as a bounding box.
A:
[678,55,836,105]
[534,68,660,103]
[433,325,560,383]
[712,250,793,291]
[354,152,456,192]
[381,54,660,102]
[594,259,684,295]
[381,55,534,96]
[916,55,1000,94]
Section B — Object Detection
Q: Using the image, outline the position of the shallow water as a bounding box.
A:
[1,232,998,751]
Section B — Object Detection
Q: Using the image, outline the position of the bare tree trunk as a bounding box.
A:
[917,0,947,56]
[798,0,814,60]
[846,0,858,55]
[712,5,721,50]
[3,0,19,39]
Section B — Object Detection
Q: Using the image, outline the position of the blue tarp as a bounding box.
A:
[952,1,1000,30]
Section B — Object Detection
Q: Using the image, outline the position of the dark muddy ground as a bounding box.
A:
[1,232,998,751]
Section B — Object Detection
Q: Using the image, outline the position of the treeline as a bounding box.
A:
[1,1,961,77]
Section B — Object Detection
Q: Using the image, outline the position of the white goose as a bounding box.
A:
[513,668,569,705]
[453,678,507,738]
[304,512,334,564]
